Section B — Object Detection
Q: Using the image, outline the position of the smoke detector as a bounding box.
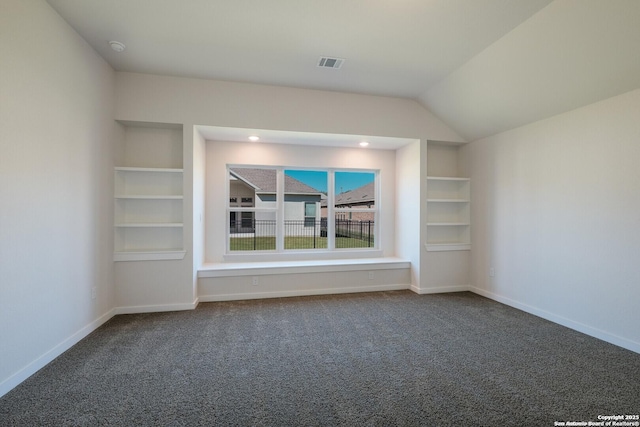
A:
[317,57,344,69]
[109,41,126,52]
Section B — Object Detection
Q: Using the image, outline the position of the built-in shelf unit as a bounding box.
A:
[114,123,185,261]
[426,176,470,251]
[425,140,470,252]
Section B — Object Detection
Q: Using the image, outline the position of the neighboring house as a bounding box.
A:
[321,181,375,222]
[229,168,324,235]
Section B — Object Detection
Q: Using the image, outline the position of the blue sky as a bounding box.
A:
[285,170,374,194]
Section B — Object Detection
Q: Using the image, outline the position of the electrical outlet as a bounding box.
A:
[368,271,375,280]
[91,287,97,299]
[489,268,495,277]
[252,277,259,286]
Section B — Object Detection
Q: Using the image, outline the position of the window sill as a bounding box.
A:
[198,256,410,278]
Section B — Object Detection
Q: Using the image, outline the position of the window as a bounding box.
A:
[227,166,378,252]
[304,202,316,227]
[334,171,376,249]
[228,167,277,251]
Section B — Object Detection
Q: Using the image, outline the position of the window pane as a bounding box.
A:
[229,167,277,207]
[334,172,375,209]
[304,202,316,217]
[229,210,276,251]
[335,213,375,249]
[284,170,327,250]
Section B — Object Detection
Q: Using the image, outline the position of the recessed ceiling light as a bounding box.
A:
[109,41,126,52]
[248,135,260,142]
[359,141,369,147]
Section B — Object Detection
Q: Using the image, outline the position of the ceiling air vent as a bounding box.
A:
[318,57,344,69]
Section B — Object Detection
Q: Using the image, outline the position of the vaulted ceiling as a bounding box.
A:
[47,0,640,141]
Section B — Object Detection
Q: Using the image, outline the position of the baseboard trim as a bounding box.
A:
[114,299,199,315]
[470,287,640,354]
[410,284,470,294]
[199,283,410,302]
[0,308,115,399]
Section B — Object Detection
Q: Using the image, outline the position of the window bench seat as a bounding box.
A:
[198,257,412,302]
[198,257,410,277]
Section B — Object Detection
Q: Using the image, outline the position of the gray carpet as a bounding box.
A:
[1,291,639,426]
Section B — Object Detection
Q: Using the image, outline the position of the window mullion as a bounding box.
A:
[327,170,335,250]
[374,172,381,250]
[276,168,285,252]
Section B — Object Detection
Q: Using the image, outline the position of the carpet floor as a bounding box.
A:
[1,291,639,426]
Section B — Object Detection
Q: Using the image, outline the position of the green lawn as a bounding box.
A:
[230,237,276,251]
[229,236,374,251]
[285,236,328,250]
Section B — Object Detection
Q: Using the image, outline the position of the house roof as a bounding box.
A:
[230,168,322,194]
[322,182,375,207]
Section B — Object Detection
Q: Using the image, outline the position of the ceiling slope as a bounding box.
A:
[46,0,640,141]
[46,0,550,99]
[419,0,640,141]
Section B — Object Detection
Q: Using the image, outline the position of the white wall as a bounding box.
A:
[115,72,464,297]
[395,142,422,289]
[206,141,396,263]
[0,0,117,396]
[192,129,207,300]
[462,88,640,352]
[115,72,462,143]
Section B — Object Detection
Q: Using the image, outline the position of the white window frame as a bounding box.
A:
[226,165,379,256]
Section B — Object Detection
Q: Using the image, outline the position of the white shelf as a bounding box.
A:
[427,176,470,181]
[115,223,184,228]
[427,177,470,200]
[426,243,471,252]
[115,168,183,197]
[115,167,183,173]
[115,195,183,200]
[426,175,470,248]
[114,126,184,261]
[114,221,183,254]
[114,250,186,262]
